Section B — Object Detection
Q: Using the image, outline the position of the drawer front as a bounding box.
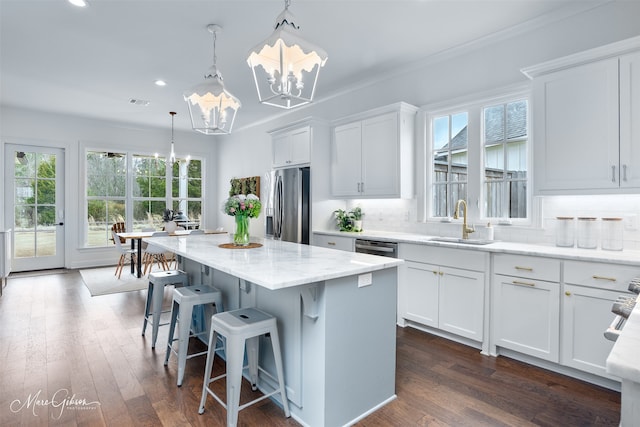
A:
[312,234,354,252]
[493,254,560,282]
[564,260,638,292]
[398,243,486,271]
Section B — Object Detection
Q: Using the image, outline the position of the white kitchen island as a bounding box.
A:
[145,233,403,427]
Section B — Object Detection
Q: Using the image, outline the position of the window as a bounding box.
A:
[483,100,528,218]
[427,90,529,223]
[86,151,126,247]
[171,160,202,227]
[132,154,168,231]
[432,112,468,217]
[85,151,203,247]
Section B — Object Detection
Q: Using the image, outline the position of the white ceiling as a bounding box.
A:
[0,0,602,133]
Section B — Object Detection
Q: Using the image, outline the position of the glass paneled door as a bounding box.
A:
[4,145,65,271]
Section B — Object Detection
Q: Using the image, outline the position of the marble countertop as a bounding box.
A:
[607,298,640,383]
[313,230,640,266]
[145,233,403,290]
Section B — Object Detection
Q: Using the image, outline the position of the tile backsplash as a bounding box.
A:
[326,195,640,250]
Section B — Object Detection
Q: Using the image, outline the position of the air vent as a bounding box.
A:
[128,98,150,106]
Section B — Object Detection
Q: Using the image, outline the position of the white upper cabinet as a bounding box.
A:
[619,51,640,188]
[523,36,640,194]
[271,124,311,168]
[331,102,418,198]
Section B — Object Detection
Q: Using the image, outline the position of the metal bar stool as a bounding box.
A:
[164,284,224,387]
[142,270,189,349]
[198,307,290,427]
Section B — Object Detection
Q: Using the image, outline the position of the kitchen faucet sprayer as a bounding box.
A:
[454,199,475,240]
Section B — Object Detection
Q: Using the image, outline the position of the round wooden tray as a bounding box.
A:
[218,242,263,249]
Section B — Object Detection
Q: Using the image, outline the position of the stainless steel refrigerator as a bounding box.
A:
[265,167,310,244]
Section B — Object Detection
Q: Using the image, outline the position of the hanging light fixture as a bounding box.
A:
[247,0,328,109]
[168,111,177,164]
[184,24,241,135]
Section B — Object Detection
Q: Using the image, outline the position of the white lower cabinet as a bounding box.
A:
[492,254,561,362]
[398,244,486,342]
[561,260,637,379]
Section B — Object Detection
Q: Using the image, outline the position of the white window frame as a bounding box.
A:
[81,145,204,248]
[420,84,534,227]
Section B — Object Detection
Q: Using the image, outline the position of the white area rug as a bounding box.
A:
[80,266,149,296]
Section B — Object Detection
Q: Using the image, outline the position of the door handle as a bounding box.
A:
[57,222,64,226]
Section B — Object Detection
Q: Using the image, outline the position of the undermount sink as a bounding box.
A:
[430,237,495,245]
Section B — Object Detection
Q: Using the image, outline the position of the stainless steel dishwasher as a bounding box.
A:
[355,239,398,258]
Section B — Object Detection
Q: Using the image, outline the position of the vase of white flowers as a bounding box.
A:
[222,194,262,246]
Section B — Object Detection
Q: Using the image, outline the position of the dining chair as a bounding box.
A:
[111,222,127,244]
[113,230,136,279]
[143,231,171,276]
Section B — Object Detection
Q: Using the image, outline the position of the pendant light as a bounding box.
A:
[247,0,328,109]
[169,111,177,164]
[184,24,241,135]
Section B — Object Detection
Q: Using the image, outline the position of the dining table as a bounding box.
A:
[116,229,226,278]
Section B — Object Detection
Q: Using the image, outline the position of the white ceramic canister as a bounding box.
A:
[577,217,598,249]
[555,217,575,247]
[601,217,623,251]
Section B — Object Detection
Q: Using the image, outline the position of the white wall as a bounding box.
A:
[0,106,219,269]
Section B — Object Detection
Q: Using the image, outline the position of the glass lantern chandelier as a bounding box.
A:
[247,0,328,109]
[184,24,241,135]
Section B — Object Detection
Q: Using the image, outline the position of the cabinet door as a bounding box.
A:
[561,284,620,378]
[272,133,291,167]
[288,126,311,166]
[399,261,439,328]
[439,266,484,341]
[312,234,354,252]
[272,126,310,167]
[361,112,399,197]
[620,51,640,188]
[533,58,619,192]
[331,122,362,197]
[493,274,560,362]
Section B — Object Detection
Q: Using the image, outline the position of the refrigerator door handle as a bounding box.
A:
[274,175,283,239]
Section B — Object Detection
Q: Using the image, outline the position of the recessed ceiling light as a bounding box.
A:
[68,0,88,7]
[154,80,167,87]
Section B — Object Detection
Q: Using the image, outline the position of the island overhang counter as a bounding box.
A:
[145,233,403,427]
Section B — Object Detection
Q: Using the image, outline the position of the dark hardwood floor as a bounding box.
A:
[0,269,620,426]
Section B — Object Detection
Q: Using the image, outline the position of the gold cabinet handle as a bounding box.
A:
[512,280,535,287]
[565,291,571,296]
[327,242,336,246]
[439,271,444,276]
[433,270,438,275]
[592,275,616,282]
[515,266,533,272]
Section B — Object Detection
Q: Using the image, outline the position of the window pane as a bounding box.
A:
[484,104,504,143]
[433,116,449,150]
[506,140,527,172]
[188,178,202,198]
[485,181,504,218]
[451,113,468,150]
[482,100,528,219]
[506,100,527,139]
[432,184,448,217]
[15,151,35,177]
[15,179,34,204]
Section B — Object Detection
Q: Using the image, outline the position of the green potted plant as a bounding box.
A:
[333,209,353,232]
[350,207,363,232]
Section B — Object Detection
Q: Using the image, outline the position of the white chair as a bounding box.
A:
[143,231,170,276]
[199,308,290,426]
[112,230,136,279]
